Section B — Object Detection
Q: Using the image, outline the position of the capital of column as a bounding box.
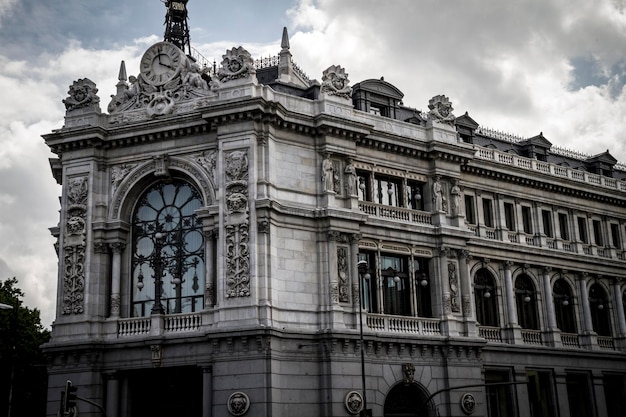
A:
[109,242,126,253]
[504,260,514,269]
[542,266,552,274]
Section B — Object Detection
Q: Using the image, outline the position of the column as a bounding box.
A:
[613,278,626,336]
[459,250,477,337]
[202,366,213,417]
[578,273,598,349]
[503,261,522,344]
[204,229,216,308]
[504,262,518,326]
[104,371,119,417]
[579,274,594,333]
[542,267,557,330]
[109,242,125,318]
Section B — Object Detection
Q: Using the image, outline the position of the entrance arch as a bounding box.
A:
[384,382,434,417]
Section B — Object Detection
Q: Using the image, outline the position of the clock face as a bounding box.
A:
[140,42,184,86]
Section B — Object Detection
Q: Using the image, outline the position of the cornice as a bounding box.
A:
[462,163,626,206]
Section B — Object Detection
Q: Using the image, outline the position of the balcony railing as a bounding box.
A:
[117,312,202,337]
[478,326,502,342]
[521,329,543,345]
[560,332,579,348]
[358,201,432,225]
[118,317,151,336]
[597,336,615,350]
[366,313,441,336]
[474,146,626,193]
[165,313,202,332]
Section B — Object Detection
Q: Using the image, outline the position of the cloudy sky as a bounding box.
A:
[1,0,625,328]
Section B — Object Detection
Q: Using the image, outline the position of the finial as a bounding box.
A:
[281,27,290,50]
[117,61,127,82]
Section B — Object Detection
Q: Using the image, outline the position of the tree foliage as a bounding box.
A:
[0,277,51,417]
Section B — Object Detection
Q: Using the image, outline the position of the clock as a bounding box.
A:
[140,42,185,86]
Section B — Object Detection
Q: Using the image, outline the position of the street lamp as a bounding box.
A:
[357,259,371,417]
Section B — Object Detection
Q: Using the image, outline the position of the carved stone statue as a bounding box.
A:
[450,179,462,216]
[432,176,443,212]
[344,158,357,196]
[322,154,334,192]
[321,64,352,99]
[183,62,209,91]
[427,94,456,125]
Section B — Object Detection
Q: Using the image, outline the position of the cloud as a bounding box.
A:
[285,0,626,161]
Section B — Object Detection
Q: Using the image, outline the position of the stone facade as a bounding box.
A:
[42,29,626,417]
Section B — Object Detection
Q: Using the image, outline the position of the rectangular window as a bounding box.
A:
[465,195,476,224]
[542,210,553,237]
[611,224,621,249]
[483,198,494,228]
[504,203,515,231]
[603,374,626,417]
[358,251,377,313]
[522,206,532,234]
[566,373,595,417]
[578,217,588,243]
[559,213,569,240]
[527,370,558,417]
[380,254,410,316]
[485,369,516,417]
[593,220,603,246]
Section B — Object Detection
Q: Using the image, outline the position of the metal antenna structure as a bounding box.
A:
[163,0,191,54]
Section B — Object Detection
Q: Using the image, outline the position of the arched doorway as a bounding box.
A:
[384,382,434,417]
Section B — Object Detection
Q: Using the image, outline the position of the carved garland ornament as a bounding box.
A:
[63,78,100,113]
[225,150,251,298]
[218,46,255,83]
[321,64,352,99]
[337,247,349,303]
[427,94,456,125]
[448,262,460,313]
[62,176,89,315]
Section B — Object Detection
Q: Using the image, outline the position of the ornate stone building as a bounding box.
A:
[43,13,626,417]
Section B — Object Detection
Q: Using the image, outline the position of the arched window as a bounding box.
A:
[474,268,498,327]
[381,254,410,316]
[589,283,611,336]
[131,179,204,317]
[553,278,576,333]
[515,275,539,330]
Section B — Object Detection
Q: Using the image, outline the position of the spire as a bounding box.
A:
[281,26,290,51]
[117,60,127,82]
[115,61,128,96]
[164,0,191,54]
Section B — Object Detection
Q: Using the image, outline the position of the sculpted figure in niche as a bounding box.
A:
[344,159,357,196]
[450,179,462,215]
[322,154,334,192]
[432,176,443,212]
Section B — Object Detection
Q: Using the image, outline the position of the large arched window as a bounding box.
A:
[589,283,611,336]
[515,275,539,330]
[553,278,576,333]
[474,267,498,327]
[131,179,204,317]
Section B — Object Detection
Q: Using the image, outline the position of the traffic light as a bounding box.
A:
[63,380,78,414]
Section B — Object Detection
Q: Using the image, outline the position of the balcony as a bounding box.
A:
[366,313,441,336]
[358,201,432,225]
[117,312,202,337]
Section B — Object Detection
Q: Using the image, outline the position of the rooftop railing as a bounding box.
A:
[474,146,626,193]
